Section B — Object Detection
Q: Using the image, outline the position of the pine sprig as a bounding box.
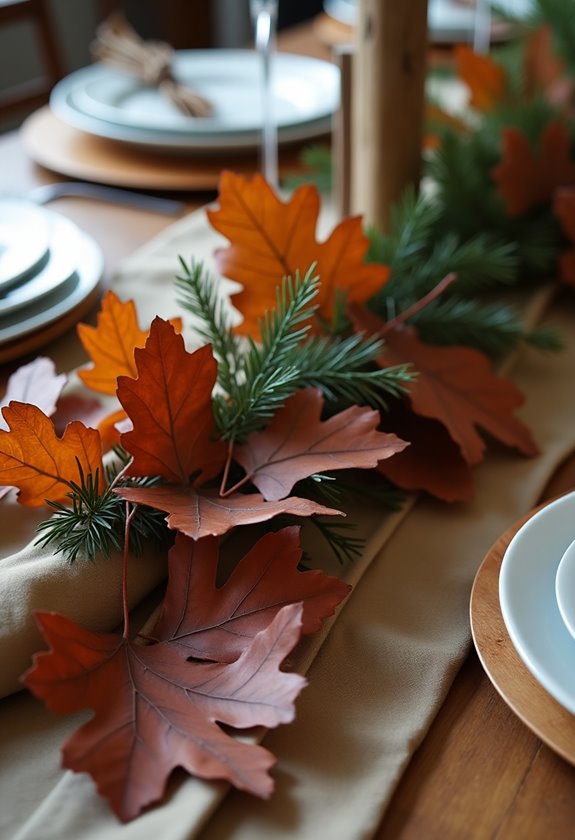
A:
[35,465,170,564]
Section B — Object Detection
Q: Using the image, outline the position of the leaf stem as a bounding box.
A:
[122,502,137,639]
[218,439,236,496]
[381,272,457,334]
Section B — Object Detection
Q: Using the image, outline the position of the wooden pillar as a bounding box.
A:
[351,0,428,232]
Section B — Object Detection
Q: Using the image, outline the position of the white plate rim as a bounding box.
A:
[0,212,104,345]
[0,213,80,317]
[0,199,51,291]
[499,491,575,715]
[556,538,575,642]
[50,50,339,151]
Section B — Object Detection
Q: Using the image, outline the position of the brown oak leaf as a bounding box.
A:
[22,603,306,821]
[154,527,351,662]
[206,170,389,335]
[117,317,226,484]
[351,307,538,466]
[376,398,474,502]
[233,388,408,501]
[115,484,341,539]
[491,120,575,215]
[0,403,104,506]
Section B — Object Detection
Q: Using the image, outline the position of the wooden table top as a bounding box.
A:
[2,17,575,838]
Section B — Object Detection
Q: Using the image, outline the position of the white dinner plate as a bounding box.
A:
[556,539,575,642]
[0,209,104,346]
[324,0,533,41]
[50,50,339,152]
[499,492,575,715]
[0,213,80,317]
[0,199,51,291]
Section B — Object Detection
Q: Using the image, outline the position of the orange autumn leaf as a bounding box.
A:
[206,171,389,335]
[117,318,226,485]
[454,44,506,111]
[0,403,104,506]
[77,291,150,395]
[553,188,575,286]
[491,120,575,215]
[524,25,572,108]
[350,307,538,467]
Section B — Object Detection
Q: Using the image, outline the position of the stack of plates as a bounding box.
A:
[324,0,533,42]
[0,198,104,360]
[49,50,340,155]
[499,492,575,715]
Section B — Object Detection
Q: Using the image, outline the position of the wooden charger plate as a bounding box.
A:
[20,108,310,192]
[470,495,575,765]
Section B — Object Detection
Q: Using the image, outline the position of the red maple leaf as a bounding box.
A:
[206,171,389,335]
[153,528,351,662]
[115,484,341,539]
[233,388,408,501]
[351,306,538,467]
[491,120,575,215]
[117,317,226,484]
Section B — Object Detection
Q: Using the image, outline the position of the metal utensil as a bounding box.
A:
[26,183,186,215]
[250,0,279,189]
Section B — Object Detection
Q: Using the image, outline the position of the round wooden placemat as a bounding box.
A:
[20,108,308,192]
[470,501,575,765]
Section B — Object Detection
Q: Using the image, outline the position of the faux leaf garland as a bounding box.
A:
[5,15,574,813]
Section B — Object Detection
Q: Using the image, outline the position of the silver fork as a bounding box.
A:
[26,182,186,215]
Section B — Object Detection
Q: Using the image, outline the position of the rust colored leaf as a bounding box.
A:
[351,307,538,466]
[77,291,149,395]
[454,44,506,111]
[117,317,226,484]
[491,120,575,215]
[376,399,474,502]
[154,528,351,662]
[524,25,572,107]
[0,403,104,506]
[234,388,407,501]
[553,188,575,286]
[23,602,306,821]
[51,394,106,436]
[206,171,389,334]
[115,484,341,540]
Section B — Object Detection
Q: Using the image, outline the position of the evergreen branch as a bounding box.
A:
[407,296,548,358]
[308,517,365,565]
[175,258,240,397]
[217,266,320,441]
[35,466,169,564]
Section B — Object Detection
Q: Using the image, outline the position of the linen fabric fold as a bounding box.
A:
[1,204,575,839]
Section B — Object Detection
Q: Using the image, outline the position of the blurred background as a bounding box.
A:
[0,0,325,133]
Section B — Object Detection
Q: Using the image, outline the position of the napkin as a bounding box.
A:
[2,203,575,840]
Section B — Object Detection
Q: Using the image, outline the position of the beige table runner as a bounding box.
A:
[2,204,575,839]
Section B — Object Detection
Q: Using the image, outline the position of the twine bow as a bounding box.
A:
[91,13,214,118]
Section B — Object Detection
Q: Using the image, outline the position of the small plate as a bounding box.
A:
[50,50,340,153]
[556,539,575,641]
[0,199,51,291]
[0,213,79,317]
[0,211,104,346]
[499,492,575,715]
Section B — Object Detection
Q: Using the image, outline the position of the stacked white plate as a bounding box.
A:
[0,198,103,347]
[499,491,575,715]
[324,0,534,42]
[49,50,340,155]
